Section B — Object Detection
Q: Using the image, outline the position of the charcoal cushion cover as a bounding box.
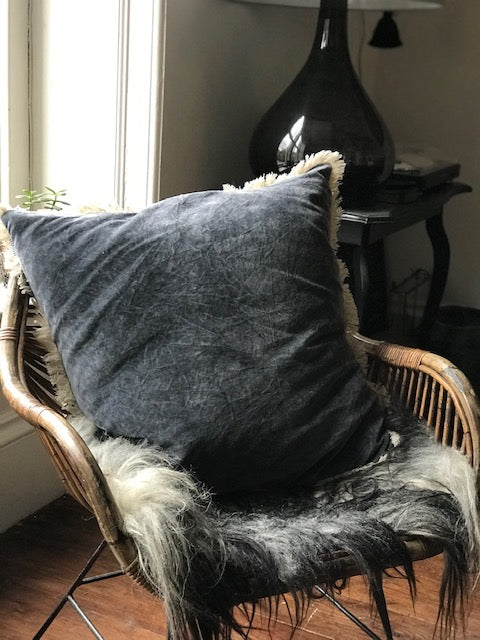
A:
[3,165,389,493]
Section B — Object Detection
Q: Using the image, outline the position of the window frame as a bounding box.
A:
[0,0,166,209]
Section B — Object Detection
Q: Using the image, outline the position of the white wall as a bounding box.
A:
[361,1,480,308]
[20,0,480,304]
[159,0,316,197]
[0,416,62,533]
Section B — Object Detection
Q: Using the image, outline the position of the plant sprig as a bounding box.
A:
[16,187,70,211]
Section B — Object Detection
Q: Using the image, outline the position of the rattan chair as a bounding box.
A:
[1,273,479,640]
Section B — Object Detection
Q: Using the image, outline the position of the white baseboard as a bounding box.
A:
[0,413,63,533]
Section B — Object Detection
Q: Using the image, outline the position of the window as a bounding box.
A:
[1,0,165,209]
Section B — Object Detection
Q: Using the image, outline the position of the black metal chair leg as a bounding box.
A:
[33,539,124,640]
[314,585,385,640]
[65,595,106,639]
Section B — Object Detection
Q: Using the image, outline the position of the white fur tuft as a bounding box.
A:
[70,417,223,636]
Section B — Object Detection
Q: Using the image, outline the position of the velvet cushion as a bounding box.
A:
[2,160,389,493]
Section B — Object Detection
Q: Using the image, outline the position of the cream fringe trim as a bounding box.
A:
[223,151,365,366]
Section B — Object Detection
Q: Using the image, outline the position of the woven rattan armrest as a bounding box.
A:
[353,332,480,475]
[0,278,139,580]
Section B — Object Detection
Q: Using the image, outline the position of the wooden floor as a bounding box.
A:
[1,495,480,640]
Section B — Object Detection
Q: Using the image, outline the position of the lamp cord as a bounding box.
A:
[357,11,366,82]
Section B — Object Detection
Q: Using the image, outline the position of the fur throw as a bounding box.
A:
[69,410,480,640]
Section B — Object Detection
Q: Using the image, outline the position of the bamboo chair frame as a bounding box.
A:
[1,275,479,639]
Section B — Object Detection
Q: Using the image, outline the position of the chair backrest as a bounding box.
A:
[354,332,480,474]
[0,276,140,578]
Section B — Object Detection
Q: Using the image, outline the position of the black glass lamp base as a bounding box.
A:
[249,0,394,210]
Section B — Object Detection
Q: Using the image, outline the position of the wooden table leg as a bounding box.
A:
[340,240,388,337]
[417,212,450,347]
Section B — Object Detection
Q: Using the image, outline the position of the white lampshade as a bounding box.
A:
[350,0,442,8]
[232,0,442,8]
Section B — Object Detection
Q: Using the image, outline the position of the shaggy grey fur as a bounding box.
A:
[69,408,477,640]
[161,408,479,639]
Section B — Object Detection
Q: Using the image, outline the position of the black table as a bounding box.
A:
[338,182,472,346]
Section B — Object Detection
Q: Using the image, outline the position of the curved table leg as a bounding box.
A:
[417,212,450,347]
[350,244,369,331]
[345,241,388,337]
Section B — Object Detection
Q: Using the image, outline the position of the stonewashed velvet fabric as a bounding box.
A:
[2,160,389,494]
